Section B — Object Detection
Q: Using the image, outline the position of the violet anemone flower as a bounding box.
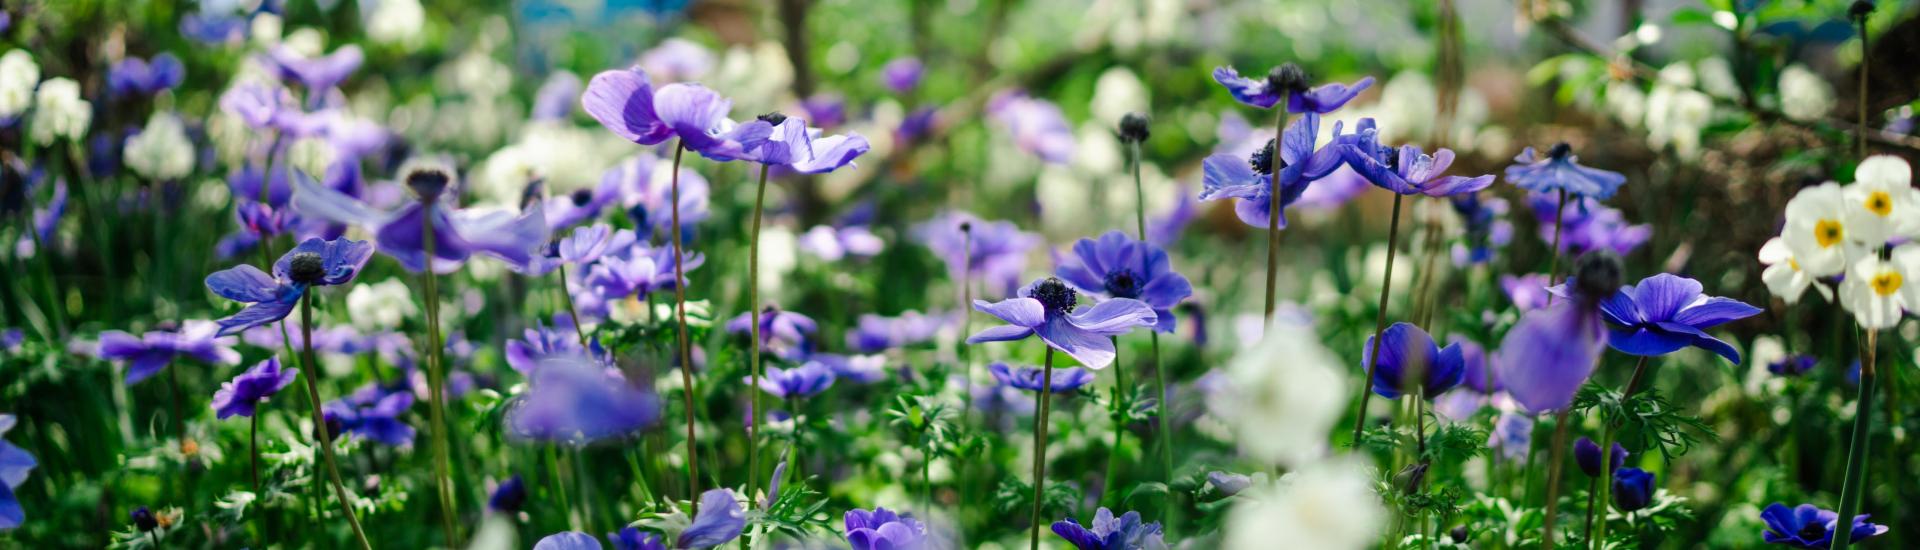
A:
[916,211,1040,296]
[1501,273,1554,312]
[261,45,364,95]
[107,53,185,98]
[1493,252,1621,413]
[1488,411,1533,461]
[1611,467,1655,512]
[97,320,242,384]
[1505,143,1628,200]
[879,57,925,94]
[966,278,1158,369]
[1759,503,1889,548]
[845,507,929,550]
[1338,118,1494,197]
[1453,336,1498,394]
[1450,193,1512,266]
[0,414,36,530]
[210,357,299,419]
[1199,112,1343,228]
[488,475,527,513]
[527,223,631,277]
[1052,507,1169,550]
[990,361,1094,394]
[505,321,611,375]
[1212,64,1373,113]
[1055,231,1193,333]
[608,527,667,550]
[1360,322,1467,400]
[295,164,548,271]
[581,67,771,161]
[1207,471,1252,497]
[532,72,583,122]
[1529,193,1651,256]
[749,363,836,400]
[584,245,702,302]
[602,153,710,241]
[726,306,817,361]
[543,175,623,231]
[846,311,949,353]
[535,532,602,550]
[1597,273,1762,364]
[322,388,415,446]
[204,237,374,336]
[504,354,661,444]
[988,90,1075,164]
[1768,354,1818,376]
[677,489,746,548]
[798,224,884,261]
[1573,437,1627,478]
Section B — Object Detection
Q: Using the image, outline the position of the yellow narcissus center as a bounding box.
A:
[1815,219,1844,248]
[1866,191,1894,217]
[1871,270,1904,297]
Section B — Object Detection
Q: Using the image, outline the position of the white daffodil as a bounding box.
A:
[1759,236,1832,304]
[1222,458,1386,550]
[1843,155,1916,246]
[1216,313,1348,468]
[1781,182,1860,277]
[1838,245,1919,330]
[124,112,195,181]
[0,50,38,120]
[29,77,91,145]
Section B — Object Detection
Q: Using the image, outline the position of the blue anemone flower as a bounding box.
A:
[1760,502,1889,548]
[1051,507,1168,550]
[323,387,415,447]
[581,67,773,160]
[291,167,551,273]
[1494,253,1621,413]
[749,363,836,400]
[107,53,185,98]
[535,531,603,550]
[488,475,527,513]
[1597,274,1762,364]
[1199,112,1343,228]
[504,354,661,444]
[1055,231,1193,333]
[967,278,1158,369]
[1574,437,1627,478]
[734,113,870,173]
[204,237,374,336]
[1338,118,1494,197]
[990,361,1095,394]
[1611,467,1656,512]
[844,507,929,550]
[0,414,36,530]
[726,305,818,361]
[1212,64,1373,113]
[97,320,242,384]
[1361,322,1467,400]
[1505,143,1628,200]
[210,357,299,419]
[677,489,746,548]
[607,526,667,550]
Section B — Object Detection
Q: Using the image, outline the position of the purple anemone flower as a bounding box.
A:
[846,311,949,353]
[1488,411,1533,461]
[990,361,1094,394]
[262,45,364,94]
[1052,507,1168,550]
[533,72,583,121]
[535,532,602,550]
[608,527,666,550]
[505,354,661,444]
[880,57,925,94]
[1598,273,1762,364]
[218,83,294,130]
[726,306,817,361]
[291,167,550,273]
[1505,143,1628,200]
[1529,193,1651,256]
[916,211,1040,296]
[1361,322,1467,400]
[677,489,746,548]
[845,507,929,550]
[807,354,890,384]
[798,224,884,261]
[527,224,631,277]
[988,90,1074,164]
[488,475,527,513]
[584,245,702,302]
[733,113,869,173]
[1760,502,1889,548]
[0,414,38,530]
[1769,354,1818,377]
[1611,467,1656,512]
[1212,64,1373,113]
[1493,253,1621,413]
[581,67,772,161]
[967,278,1158,369]
[210,357,299,419]
[236,199,294,238]
[204,237,374,336]
[1573,437,1627,478]
[98,320,243,384]
[1055,231,1193,333]
[1501,273,1554,312]
[603,153,709,242]
[1199,111,1343,228]
[1338,118,1494,197]
[1207,471,1252,496]
[323,388,415,446]
[107,53,185,97]
[544,176,622,231]
[1451,335,1498,394]
[1451,193,1512,266]
[749,363,836,400]
[505,321,611,375]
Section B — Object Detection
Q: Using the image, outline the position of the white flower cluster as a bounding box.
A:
[346,278,419,330]
[0,50,38,121]
[30,78,92,145]
[1760,155,1920,329]
[124,113,195,181]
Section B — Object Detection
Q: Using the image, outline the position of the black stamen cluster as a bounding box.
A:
[1249,139,1284,175]
[407,169,452,203]
[1117,112,1151,143]
[131,507,158,532]
[1030,278,1078,316]
[288,252,327,285]
[1548,142,1573,160]
[1851,1,1875,20]
[1266,63,1311,95]
[758,111,788,125]
[1103,270,1143,299]
[570,188,594,206]
[1571,251,1623,301]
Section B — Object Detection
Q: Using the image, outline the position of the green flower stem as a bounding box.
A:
[1351,193,1406,444]
[1540,408,1573,550]
[667,141,703,509]
[297,294,372,550]
[1831,329,1877,550]
[420,194,461,545]
[1029,348,1056,550]
[1262,108,1289,325]
[747,163,770,512]
[1589,356,1650,548]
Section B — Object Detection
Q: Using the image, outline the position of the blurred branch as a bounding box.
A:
[1537,16,1920,153]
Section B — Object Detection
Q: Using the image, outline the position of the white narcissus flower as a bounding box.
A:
[346,278,419,330]
[1758,237,1832,304]
[1778,64,1835,122]
[0,50,38,120]
[124,112,195,181]
[29,77,91,145]
[1838,245,1919,330]
[1843,155,1916,246]
[1781,182,1859,277]
[1217,313,1347,468]
[1223,458,1385,550]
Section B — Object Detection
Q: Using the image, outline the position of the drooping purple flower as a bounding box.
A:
[1611,467,1656,512]
[1338,118,1494,197]
[1573,437,1628,478]
[604,153,710,242]
[1598,273,1762,364]
[1768,354,1818,377]
[581,67,772,160]
[677,489,746,548]
[1505,143,1627,200]
[535,531,603,550]
[1760,502,1889,549]
[990,361,1094,394]
[261,45,364,94]
[845,311,950,353]
[210,357,299,419]
[1528,193,1652,256]
[1212,64,1373,113]
[880,57,925,94]
[1055,231,1193,333]
[1052,507,1168,550]
[0,414,37,530]
[107,53,185,98]
[988,90,1074,164]
[1361,322,1467,400]
[98,320,243,384]
[967,278,1158,369]
[726,306,817,361]
[749,362,836,400]
[735,113,870,173]
[584,245,702,302]
[798,224,884,261]
[533,72,583,121]
[322,388,415,446]
[1451,336,1498,394]
[1493,253,1620,413]
[504,354,661,444]
[845,507,929,550]
[204,237,374,336]
[1199,112,1343,228]
[916,211,1040,296]
[291,166,550,272]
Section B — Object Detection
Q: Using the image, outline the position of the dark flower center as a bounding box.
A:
[758,111,788,125]
[407,169,452,203]
[1548,142,1573,160]
[288,252,327,285]
[1571,251,1623,300]
[1851,0,1874,19]
[1380,144,1402,171]
[1030,278,1078,316]
[570,188,594,206]
[1249,139,1285,176]
[1103,269,1144,299]
[1266,63,1311,95]
[1798,521,1827,542]
[132,507,158,532]
[1117,112,1151,143]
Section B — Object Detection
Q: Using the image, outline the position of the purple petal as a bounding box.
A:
[1212,66,1280,109]
[1671,296,1763,328]
[1630,274,1703,322]
[1495,302,1606,413]
[966,325,1035,344]
[205,265,285,303]
[582,68,672,145]
[972,298,1045,327]
[1063,299,1157,335]
[1036,318,1117,369]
